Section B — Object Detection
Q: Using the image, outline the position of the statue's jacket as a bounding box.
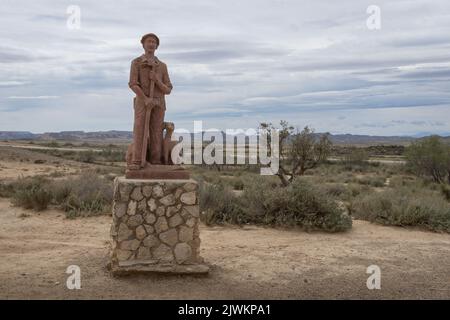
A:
[128,55,173,109]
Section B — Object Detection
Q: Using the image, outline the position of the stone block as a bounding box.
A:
[110,177,208,275]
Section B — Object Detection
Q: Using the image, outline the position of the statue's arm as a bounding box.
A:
[155,64,173,95]
[128,60,146,99]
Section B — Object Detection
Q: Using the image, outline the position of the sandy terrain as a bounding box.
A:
[0,146,89,180]
[0,197,449,299]
[0,146,123,180]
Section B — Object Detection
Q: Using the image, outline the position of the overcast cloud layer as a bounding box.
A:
[0,0,449,135]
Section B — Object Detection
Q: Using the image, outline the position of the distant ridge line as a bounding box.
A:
[0,130,448,145]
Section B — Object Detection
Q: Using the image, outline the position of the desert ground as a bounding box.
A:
[0,143,449,299]
[1,198,450,299]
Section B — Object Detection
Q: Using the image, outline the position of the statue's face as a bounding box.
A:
[143,37,158,51]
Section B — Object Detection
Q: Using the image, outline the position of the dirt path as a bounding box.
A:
[0,198,449,299]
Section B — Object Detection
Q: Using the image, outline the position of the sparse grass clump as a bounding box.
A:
[342,148,369,165]
[51,171,113,218]
[97,148,127,162]
[192,170,222,185]
[318,183,349,198]
[441,184,450,201]
[0,182,15,198]
[76,150,95,163]
[388,175,417,188]
[353,175,387,187]
[350,186,450,233]
[346,183,372,199]
[2,171,113,218]
[9,176,52,211]
[199,181,245,225]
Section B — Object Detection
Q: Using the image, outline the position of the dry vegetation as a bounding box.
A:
[1,135,450,299]
[2,134,449,233]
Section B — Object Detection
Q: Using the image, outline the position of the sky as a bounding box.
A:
[0,0,450,136]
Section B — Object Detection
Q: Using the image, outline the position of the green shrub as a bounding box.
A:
[52,171,113,218]
[241,178,352,232]
[350,186,450,233]
[0,182,15,198]
[388,175,416,188]
[192,170,222,185]
[199,176,352,232]
[13,186,52,211]
[10,176,52,211]
[198,181,245,225]
[46,141,60,148]
[76,150,95,163]
[3,171,113,217]
[98,147,127,162]
[346,183,371,198]
[441,184,450,201]
[51,181,72,204]
[232,178,244,190]
[319,183,349,198]
[343,148,369,164]
[405,136,450,184]
[353,175,386,187]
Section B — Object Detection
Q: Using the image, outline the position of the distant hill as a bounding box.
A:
[0,130,133,142]
[0,131,36,140]
[0,130,448,146]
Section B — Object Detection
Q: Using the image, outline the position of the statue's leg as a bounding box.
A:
[149,99,165,164]
[131,97,146,168]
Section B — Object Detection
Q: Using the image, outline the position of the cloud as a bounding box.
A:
[396,68,450,79]
[0,0,450,135]
[7,96,60,99]
[0,81,29,87]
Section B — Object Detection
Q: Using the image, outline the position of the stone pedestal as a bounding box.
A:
[109,177,209,275]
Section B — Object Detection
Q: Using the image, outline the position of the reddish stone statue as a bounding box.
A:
[126,121,177,167]
[125,33,188,179]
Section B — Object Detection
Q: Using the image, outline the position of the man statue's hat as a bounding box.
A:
[141,33,160,47]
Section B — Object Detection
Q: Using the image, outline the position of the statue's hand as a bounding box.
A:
[149,71,157,81]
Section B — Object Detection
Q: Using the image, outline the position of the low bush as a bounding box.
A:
[350,186,450,233]
[2,171,113,218]
[241,178,352,232]
[440,184,450,201]
[353,175,386,187]
[342,148,369,164]
[51,171,113,218]
[0,182,15,198]
[198,181,245,225]
[318,183,349,198]
[10,176,52,211]
[232,179,244,190]
[199,176,352,232]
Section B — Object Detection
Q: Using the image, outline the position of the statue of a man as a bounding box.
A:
[128,33,173,170]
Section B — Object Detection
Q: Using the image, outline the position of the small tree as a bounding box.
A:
[405,136,450,184]
[259,121,332,187]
